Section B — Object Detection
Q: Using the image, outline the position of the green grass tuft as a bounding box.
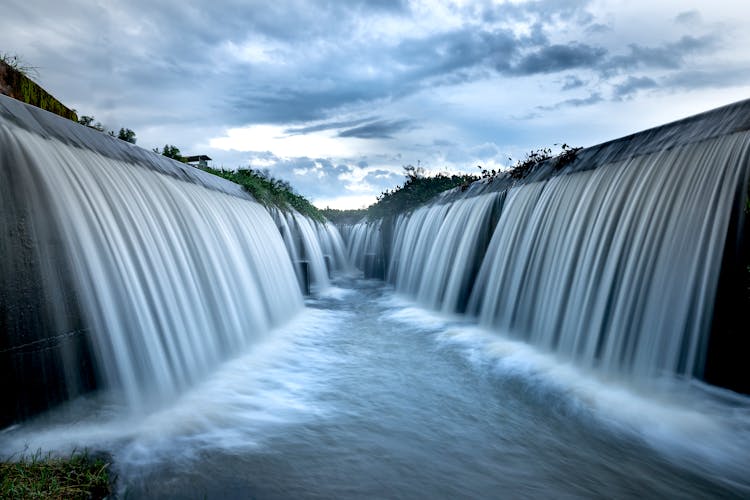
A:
[0,451,112,499]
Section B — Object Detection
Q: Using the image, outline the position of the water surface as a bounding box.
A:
[3,276,749,499]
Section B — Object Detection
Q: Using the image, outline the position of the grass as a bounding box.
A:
[204,166,325,222]
[0,451,112,499]
[0,54,78,122]
[321,171,478,223]
[367,172,478,220]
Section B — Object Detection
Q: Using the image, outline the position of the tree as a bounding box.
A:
[78,116,94,127]
[157,144,183,161]
[78,115,105,132]
[117,128,136,144]
[403,163,425,181]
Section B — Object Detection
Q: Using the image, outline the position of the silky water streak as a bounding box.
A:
[352,104,750,390]
[0,103,302,416]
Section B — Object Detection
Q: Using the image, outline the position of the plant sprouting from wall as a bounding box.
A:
[477,143,582,181]
[0,52,39,79]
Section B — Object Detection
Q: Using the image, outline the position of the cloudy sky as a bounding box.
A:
[2,0,749,208]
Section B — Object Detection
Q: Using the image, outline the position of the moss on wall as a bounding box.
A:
[0,60,77,122]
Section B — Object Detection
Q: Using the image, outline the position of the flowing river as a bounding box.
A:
[2,275,749,499]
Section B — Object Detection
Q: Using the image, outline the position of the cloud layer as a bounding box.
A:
[2,0,749,207]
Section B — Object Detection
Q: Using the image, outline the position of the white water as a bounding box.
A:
[389,192,501,313]
[2,277,749,498]
[2,124,303,412]
[345,218,382,270]
[3,95,750,497]
[315,220,350,273]
[351,131,750,385]
[273,209,349,290]
[476,136,748,382]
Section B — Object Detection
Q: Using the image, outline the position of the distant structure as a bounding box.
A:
[185,155,212,169]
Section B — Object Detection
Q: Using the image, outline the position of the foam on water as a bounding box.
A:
[2,279,749,496]
[3,93,750,496]
[344,115,750,390]
[382,295,750,491]
[0,308,343,464]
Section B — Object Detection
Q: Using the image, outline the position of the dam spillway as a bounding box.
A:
[1,94,749,497]
[0,93,346,425]
[344,98,750,393]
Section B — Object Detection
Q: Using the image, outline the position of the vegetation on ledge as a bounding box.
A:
[323,165,479,223]
[324,144,583,224]
[478,143,582,181]
[204,166,325,222]
[0,451,111,499]
[320,208,368,225]
[368,165,478,219]
[0,54,78,122]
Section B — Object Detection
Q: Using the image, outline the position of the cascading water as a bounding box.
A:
[0,95,303,420]
[346,102,750,389]
[471,135,748,382]
[273,209,349,291]
[389,192,502,313]
[284,212,329,288]
[3,93,750,498]
[344,218,384,278]
[0,92,750,498]
[315,221,350,274]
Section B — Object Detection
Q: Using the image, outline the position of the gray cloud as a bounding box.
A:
[514,43,607,75]
[4,0,731,134]
[613,76,658,99]
[1,0,747,208]
[239,152,357,199]
[585,23,611,34]
[538,92,603,111]
[481,0,593,26]
[675,10,701,25]
[395,28,520,77]
[662,66,750,90]
[361,169,404,190]
[285,118,373,135]
[226,86,386,125]
[561,75,586,90]
[338,119,414,139]
[284,117,414,140]
[469,143,502,158]
[600,35,718,75]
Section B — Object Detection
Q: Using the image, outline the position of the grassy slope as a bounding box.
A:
[204,167,325,222]
[0,452,111,499]
[0,59,78,122]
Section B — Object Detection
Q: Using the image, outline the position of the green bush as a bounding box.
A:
[366,166,478,220]
[204,167,325,221]
[320,208,368,224]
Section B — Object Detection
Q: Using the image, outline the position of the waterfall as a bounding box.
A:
[389,193,501,313]
[345,101,750,388]
[345,219,384,278]
[315,221,350,274]
[471,135,748,381]
[1,95,304,420]
[273,209,349,291]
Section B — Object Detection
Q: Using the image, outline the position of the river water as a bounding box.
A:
[2,275,749,499]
